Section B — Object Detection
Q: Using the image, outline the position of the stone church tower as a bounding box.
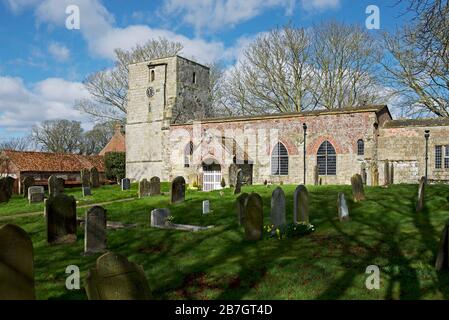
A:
[126,56,210,181]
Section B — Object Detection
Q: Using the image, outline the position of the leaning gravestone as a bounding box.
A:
[293,185,309,224]
[0,178,11,203]
[48,175,59,197]
[235,193,249,226]
[138,179,150,198]
[149,176,161,196]
[150,208,171,227]
[46,194,77,244]
[416,176,426,212]
[85,252,152,300]
[121,178,131,191]
[81,168,91,187]
[435,219,449,271]
[21,176,35,198]
[244,193,263,241]
[171,176,186,204]
[338,192,349,221]
[351,174,365,202]
[234,169,243,195]
[271,187,286,228]
[83,186,92,197]
[0,224,36,300]
[202,200,210,214]
[90,167,100,188]
[28,186,45,204]
[84,206,107,255]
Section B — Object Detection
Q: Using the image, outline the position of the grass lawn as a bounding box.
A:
[1,183,449,300]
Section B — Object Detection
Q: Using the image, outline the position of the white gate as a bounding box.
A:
[203,170,222,191]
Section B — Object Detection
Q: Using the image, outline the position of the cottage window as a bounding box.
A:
[317,141,337,175]
[271,142,289,176]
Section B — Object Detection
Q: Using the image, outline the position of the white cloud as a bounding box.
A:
[301,0,340,11]
[163,0,295,34]
[48,42,70,61]
[0,76,92,133]
[4,0,40,13]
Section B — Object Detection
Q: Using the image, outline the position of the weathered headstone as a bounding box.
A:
[5,176,15,197]
[235,193,249,226]
[90,167,100,188]
[121,178,131,191]
[84,206,107,255]
[138,179,150,198]
[21,176,35,198]
[48,175,59,197]
[293,185,309,224]
[46,194,77,244]
[371,163,379,186]
[416,176,426,212]
[435,219,449,271]
[270,187,286,228]
[229,163,239,187]
[85,252,152,300]
[150,208,171,227]
[244,193,263,241]
[234,169,243,195]
[0,178,11,203]
[56,177,65,194]
[202,200,210,214]
[81,168,91,187]
[338,192,349,221]
[0,224,35,300]
[361,163,367,185]
[351,174,365,202]
[149,176,161,196]
[28,186,44,204]
[83,186,92,197]
[313,165,319,186]
[171,176,185,204]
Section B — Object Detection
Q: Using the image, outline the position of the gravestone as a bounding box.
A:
[234,169,243,195]
[313,165,319,186]
[0,178,11,203]
[235,193,249,226]
[0,224,35,300]
[150,208,171,227]
[85,252,152,300]
[271,187,286,228]
[46,194,77,244]
[81,168,91,187]
[338,192,349,221]
[171,176,185,204]
[121,178,131,191]
[138,179,150,198]
[351,174,365,202]
[83,186,92,197]
[149,176,161,196]
[84,206,107,255]
[416,176,426,212]
[21,176,35,198]
[244,193,263,241]
[5,176,15,197]
[56,177,65,194]
[28,186,45,204]
[48,175,59,197]
[371,163,379,186]
[293,185,309,224]
[229,163,239,187]
[90,167,100,188]
[435,219,449,271]
[361,163,367,185]
[202,200,210,214]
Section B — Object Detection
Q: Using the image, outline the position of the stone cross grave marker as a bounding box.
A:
[293,185,309,224]
[46,194,77,244]
[0,224,36,300]
[271,187,286,228]
[84,206,107,255]
[85,252,152,300]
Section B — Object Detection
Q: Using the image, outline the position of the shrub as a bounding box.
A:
[104,152,126,183]
[263,222,315,240]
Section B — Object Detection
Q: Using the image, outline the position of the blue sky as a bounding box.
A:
[0,0,410,139]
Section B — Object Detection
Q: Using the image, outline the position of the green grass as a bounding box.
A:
[1,183,449,300]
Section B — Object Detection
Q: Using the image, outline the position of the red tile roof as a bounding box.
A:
[99,124,126,155]
[1,150,105,173]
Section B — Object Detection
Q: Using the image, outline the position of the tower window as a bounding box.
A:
[271,142,289,176]
[150,69,155,82]
[317,141,337,175]
[357,139,364,156]
[193,72,196,84]
[184,141,194,168]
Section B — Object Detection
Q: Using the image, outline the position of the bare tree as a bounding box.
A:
[0,136,32,152]
[76,38,184,123]
[80,122,116,155]
[31,120,84,153]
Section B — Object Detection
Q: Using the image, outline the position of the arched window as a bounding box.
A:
[150,69,155,82]
[317,141,336,175]
[357,139,364,156]
[271,142,289,176]
[184,142,193,168]
[193,72,197,84]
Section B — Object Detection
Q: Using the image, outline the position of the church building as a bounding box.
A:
[126,56,449,190]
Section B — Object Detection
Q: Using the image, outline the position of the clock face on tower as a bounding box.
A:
[146,87,155,98]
